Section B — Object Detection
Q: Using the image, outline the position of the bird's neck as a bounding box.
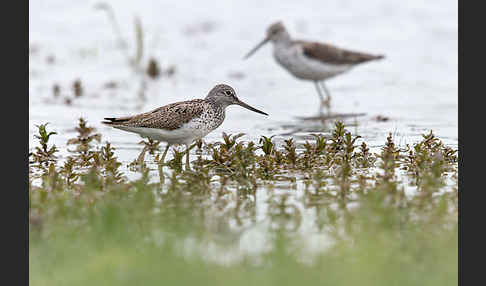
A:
[209,103,226,123]
[272,32,292,46]
[205,98,228,113]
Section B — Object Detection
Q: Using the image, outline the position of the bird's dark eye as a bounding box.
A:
[225,90,232,96]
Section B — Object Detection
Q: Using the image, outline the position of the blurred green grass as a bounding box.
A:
[30,188,457,286]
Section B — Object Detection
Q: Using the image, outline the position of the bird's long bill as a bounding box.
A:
[237,100,268,116]
[243,37,270,59]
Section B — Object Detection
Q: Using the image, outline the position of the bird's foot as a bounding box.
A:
[319,97,332,116]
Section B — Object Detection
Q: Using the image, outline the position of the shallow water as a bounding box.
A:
[29,0,457,149]
[29,0,457,261]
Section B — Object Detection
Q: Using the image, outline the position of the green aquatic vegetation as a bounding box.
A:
[60,157,79,187]
[133,138,160,165]
[29,119,458,286]
[30,119,128,196]
[94,2,175,81]
[29,118,458,198]
[375,133,402,189]
[31,123,58,169]
[283,138,297,166]
[167,147,185,171]
[67,118,102,166]
[259,135,276,156]
[355,141,376,169]
[403,130,457,187]
[97,142,125,185]
[221,132,245,151]
[133,16,144,69]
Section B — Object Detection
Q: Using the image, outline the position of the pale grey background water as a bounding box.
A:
[29,0,457,155]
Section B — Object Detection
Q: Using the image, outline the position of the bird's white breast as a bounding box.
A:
[273,43,351,81]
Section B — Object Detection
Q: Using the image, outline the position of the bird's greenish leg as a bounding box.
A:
[137,145,149,165]
[185,144,191,171]
[319,81,332,113]
[159,144,171,166]
[314,81,327,115]
[157,143,171,184]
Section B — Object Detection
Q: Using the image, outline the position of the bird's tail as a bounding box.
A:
[102,117,132,126]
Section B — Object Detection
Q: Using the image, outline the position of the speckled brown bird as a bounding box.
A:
[102,84,268,170]
[244,21,384,113]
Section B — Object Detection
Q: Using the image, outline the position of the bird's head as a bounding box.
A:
[265,21,288,42]
[205,84,268,116]
[243,21,290,59]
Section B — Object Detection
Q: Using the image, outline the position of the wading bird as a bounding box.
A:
[103,84,268,170]
[244,21,384,113]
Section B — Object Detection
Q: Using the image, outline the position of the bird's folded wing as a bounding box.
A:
[103,99,205,130]
[298,41,384,65]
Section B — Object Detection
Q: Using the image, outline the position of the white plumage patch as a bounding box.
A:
[114,119,215,146]
[273,43,352,81]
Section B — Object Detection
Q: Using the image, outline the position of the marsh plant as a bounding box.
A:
[94,2,176,78]
[30,123,58,169]
[29,119,458,286]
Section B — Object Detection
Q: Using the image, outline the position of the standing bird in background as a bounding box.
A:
[244,21,384,114]
[102,84,268,170]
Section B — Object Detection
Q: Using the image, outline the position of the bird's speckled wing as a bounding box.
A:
[103,99,206,130]
[297,40,384,65]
